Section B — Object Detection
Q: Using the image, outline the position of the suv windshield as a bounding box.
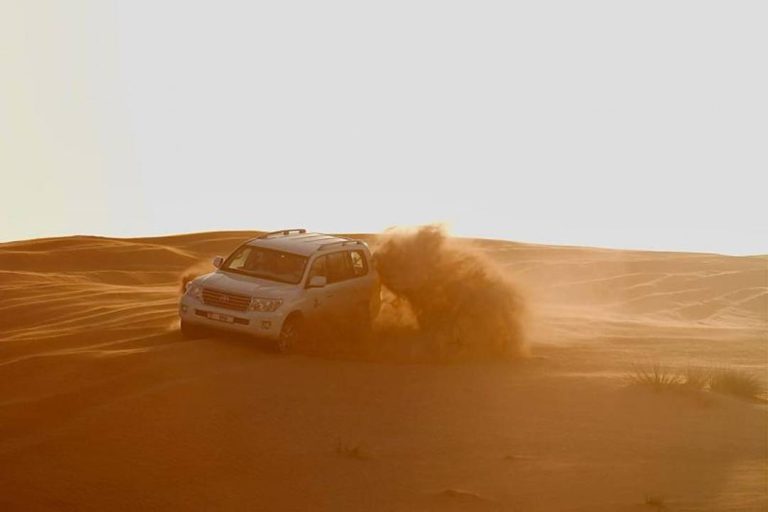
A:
[222,245,308,284]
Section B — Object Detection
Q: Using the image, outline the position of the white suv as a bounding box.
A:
[179,229,380,352]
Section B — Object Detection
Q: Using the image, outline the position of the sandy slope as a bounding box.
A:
[0,232,765,511]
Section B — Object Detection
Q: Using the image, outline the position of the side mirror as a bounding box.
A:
[212,256,224,268]
[307,275,327,288]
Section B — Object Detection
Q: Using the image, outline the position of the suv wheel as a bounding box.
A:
[276,315,302,353]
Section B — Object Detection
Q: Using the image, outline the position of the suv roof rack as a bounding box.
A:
[316,239,367,251]
[258,228,307,239]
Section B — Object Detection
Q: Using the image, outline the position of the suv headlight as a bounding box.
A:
[248,297,283,312]
[185,281,204,301]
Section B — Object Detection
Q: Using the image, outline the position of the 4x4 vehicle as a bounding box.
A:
[179,229,380,352]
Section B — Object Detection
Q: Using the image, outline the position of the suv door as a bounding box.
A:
[304,254,333,321]
[324,250,356,315]
[306,250,372,326]
[346,249,375,309]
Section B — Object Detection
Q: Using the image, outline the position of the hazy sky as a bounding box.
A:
[2,1,766,254]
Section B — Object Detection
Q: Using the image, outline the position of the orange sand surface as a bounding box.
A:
[1,232,765,511]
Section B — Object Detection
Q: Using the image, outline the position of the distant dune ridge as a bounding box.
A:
[0,229,765,511]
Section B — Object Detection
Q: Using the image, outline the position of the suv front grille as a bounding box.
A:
[202,288,251,311]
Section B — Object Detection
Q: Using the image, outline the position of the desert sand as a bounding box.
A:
[0,231,765,511]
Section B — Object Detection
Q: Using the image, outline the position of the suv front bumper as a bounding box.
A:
[179,295,285,339]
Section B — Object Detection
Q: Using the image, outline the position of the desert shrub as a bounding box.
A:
[629,364,766,403]
[644,494,667,510]
[682,366,711,391]
[628,364,683,390]
[709,369,765,401]
[335,438,369,460]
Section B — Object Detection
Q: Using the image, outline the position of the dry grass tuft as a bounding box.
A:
[628,364,766,403]
[644,494,667,510]
[438,489,493,503]
[628,364,682,390]
[503,454,534,462]
[335,438,370,460]
[681,366,711,391]
[709,369,765,401]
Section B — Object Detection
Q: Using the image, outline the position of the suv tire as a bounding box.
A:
[276,315,303,353]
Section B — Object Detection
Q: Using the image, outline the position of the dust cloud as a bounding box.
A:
[373,225,527,359]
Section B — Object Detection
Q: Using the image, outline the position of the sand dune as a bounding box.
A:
[0,232,765,511]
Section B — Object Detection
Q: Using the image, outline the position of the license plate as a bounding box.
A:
[208,312,235,323]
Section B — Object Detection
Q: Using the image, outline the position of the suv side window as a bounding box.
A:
[349,250,368,277]
[326,251,353,283]
[309,255,327,279]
